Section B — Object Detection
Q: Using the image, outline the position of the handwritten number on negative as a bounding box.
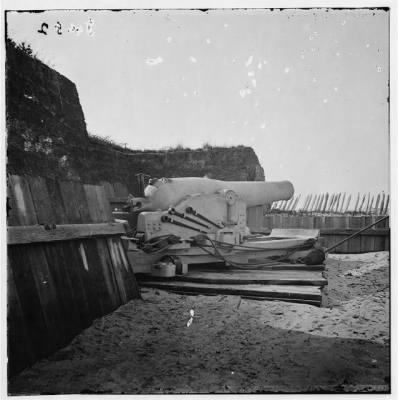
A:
[54,22,62,35]
[38,23,48,35]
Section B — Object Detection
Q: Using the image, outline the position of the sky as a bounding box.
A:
[5,8,390,198]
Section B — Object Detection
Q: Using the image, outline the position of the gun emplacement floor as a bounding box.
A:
[9,252,390,394]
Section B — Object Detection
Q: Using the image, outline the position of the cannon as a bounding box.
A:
[122,177,324,275]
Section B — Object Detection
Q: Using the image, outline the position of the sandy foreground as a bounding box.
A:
[9,251,390,394]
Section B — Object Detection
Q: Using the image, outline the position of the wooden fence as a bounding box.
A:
[247,206,390,253]
[7,175,141,376]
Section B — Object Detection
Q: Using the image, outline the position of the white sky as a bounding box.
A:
[5,7,390,197]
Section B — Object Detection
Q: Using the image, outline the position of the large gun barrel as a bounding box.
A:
[139,177,293,211]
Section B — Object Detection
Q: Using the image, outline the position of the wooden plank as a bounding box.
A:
[321,228,389,236]
[239,295,321,307]
[101,181,116,199]
[263,215,273,230]
[163,290,321,306]
[362,216,376,252]
[301,216,314,229]
[139,269,327,286]
[348,216,362,253]
[95,185,114,222]
[112,237,141,300]
[58,180,91,223]
[77,240,109,318]
[373,215,387,251]
[45,177,68,224]
[314,215,325,229]
[24,245,62,353]
[270,228,320,238]
[84,184,114,222]
[7,259,36,375]
[7,176,20,226]
[8,246,52,359]
[8,222,126,245]
[43,242,85,340]
[249,227,389,236]
[96,238,122,308]
[61,241,92,329]
[191,261,325,271]
[7,175,38,226]
[83,184,102,223]
[106,238,128,303]
[139,281,322,301]
[324,216,348,253]
[27,176,56,225]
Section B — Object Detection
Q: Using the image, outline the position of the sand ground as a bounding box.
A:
[8,251,390,394]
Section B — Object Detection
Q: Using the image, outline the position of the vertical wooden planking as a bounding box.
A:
[363,215,375,252]
[324,216,334,252]
[373,215,387,251]
[96,238,122,308]
[8,246,52,359]
[58,180,92,224]
[79,239,113,316]
[348,216,362,253]
[101,181,116,199]
[83,184,102,223]
[43,242,85,340]
[7,175,38,226]
[95,185,114,222]
[7,177,22,226]
[115,238,141,299]
[74,241,104,320]
[106,238,128,303]
[45,177,68,224]
[28,176,56,225]
[385,229,390,251]
[314,215,325,230]
[25,245,64,352]
[383,194,390,215]
[61,241,92,329]
[263,215,273,230]
[281,215,290,228]
[332,216,349,253]
[289,215,300,228]
[272,214,281,229]
[301,215,314,229]
[7,259,36,375]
